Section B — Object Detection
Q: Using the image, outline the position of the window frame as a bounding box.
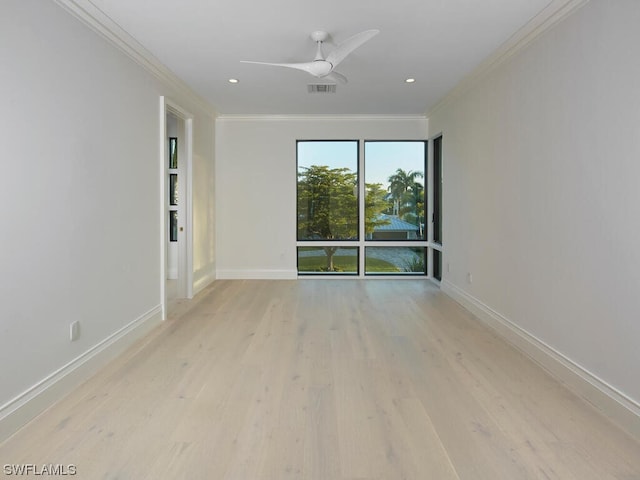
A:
[296,139,360,243]
[296,139,431,278]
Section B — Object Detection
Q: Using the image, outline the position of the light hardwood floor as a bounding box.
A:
[1,280,639,479]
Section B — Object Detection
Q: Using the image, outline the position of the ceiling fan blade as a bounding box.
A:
[241,60,333,77]
[240,60,318,74]
[326,29,379,68]
[324,71,348,84]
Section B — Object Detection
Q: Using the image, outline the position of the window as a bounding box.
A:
[168,137,179,242]
[432,249,442,281]
[297,140,428,276]
[365,247,427,275]
[297,141,358,275]
[433,135,442,245]
[365,141,426,241]
[431,135,443,281]
[297,247,359,275]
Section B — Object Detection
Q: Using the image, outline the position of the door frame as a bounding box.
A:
[160,96,194,319]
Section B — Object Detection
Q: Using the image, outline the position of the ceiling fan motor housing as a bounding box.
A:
[310,31,329,42]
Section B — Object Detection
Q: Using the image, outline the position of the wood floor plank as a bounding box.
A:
[303,385,341,480]
[413,289,640,479]
[1,280,639,480]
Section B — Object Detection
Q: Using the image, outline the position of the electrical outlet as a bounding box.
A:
[447,262,451,273]
[467,272,473,284]
[70,321,80,342]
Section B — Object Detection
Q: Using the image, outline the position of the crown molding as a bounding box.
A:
[427,0,589,118]
[53,0,215,117]
[216,114,427,122]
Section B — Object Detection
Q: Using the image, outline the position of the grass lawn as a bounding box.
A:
[298,255,400,273]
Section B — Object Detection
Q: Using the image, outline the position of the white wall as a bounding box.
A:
[192,116,216,290]
[186,102,216,292]
[215,117,427,278]
[429,0,640,419]
[0,0,215,435]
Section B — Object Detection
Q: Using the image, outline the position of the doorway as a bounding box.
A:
[160,97,194,319]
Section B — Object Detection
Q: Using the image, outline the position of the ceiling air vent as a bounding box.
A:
[308,84,337,94]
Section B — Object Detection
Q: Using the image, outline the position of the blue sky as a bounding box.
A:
[297,141,425,189]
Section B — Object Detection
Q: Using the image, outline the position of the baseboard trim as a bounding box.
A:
[216,269,297,280]
[441,280,640,441]
[0,305,163,443]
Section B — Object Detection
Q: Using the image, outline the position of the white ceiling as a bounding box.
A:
[91,0,553,115]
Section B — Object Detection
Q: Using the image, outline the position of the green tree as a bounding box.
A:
[400,182,425,229]
[387,169,424,226]
[365,182,390,235]
[297,165,388,271]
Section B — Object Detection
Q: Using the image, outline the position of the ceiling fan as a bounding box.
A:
[240,29,379,84]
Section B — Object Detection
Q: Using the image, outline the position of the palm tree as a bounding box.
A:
[387,169,424,219]
[400,182,425,236]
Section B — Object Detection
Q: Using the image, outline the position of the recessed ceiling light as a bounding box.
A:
[228,78,239,84]
[405,78,416,83]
